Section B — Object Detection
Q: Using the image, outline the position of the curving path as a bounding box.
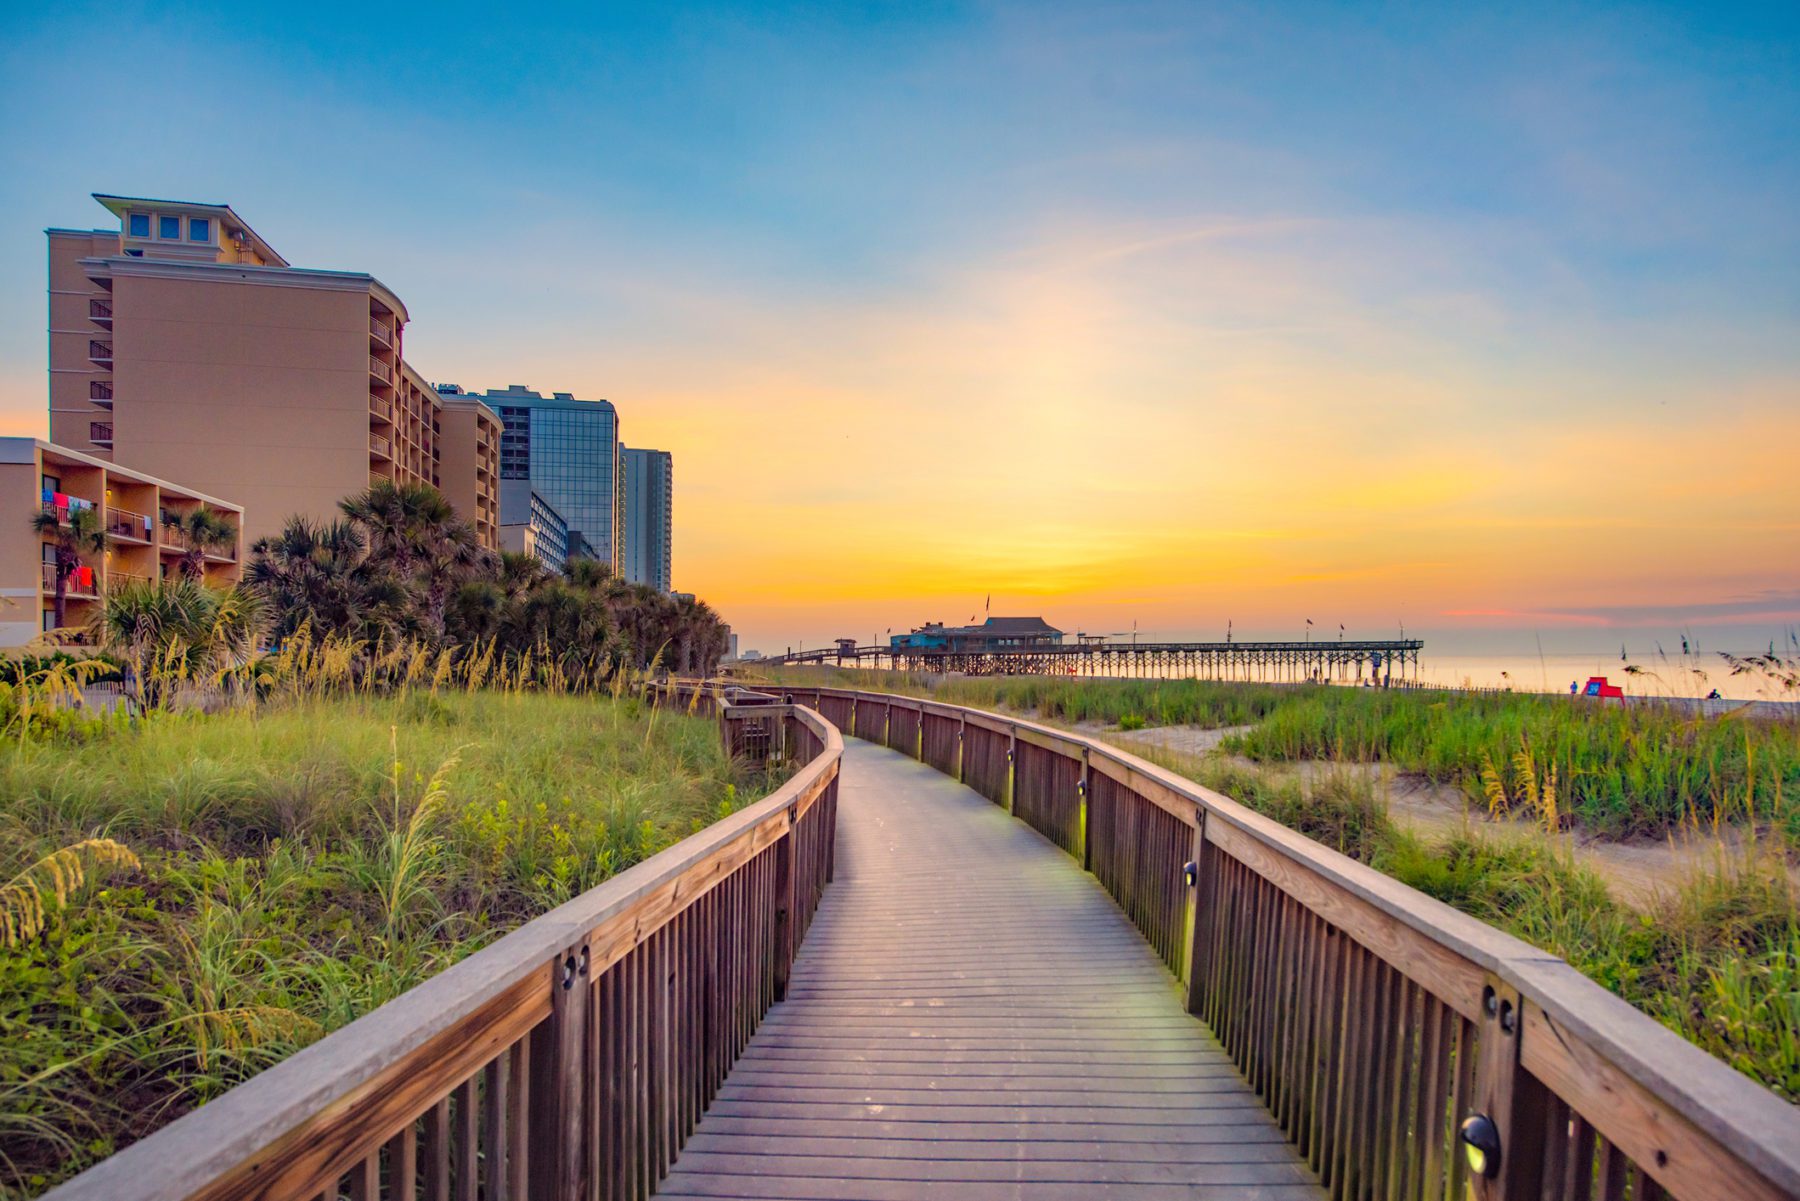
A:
[659,738,1324,1200]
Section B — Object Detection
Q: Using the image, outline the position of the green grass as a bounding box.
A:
[749,668,1800,839]
[0,690,763,1198]
[1146,745,1800,1103]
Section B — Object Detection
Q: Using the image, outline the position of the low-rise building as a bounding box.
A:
[890,616,1064,653]
[498,480,570,573]
[0,438,243,645]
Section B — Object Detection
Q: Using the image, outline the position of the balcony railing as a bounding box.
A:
[370,433,392,459]
[41,495,97,525]
[88,340,112,365]
[370,395,393,424]
[108,571,151,590]
[42,562,98,597]
[89,421,113,446]
[89,298,113,324]
[369,355,393,384]
[106,506,152,542]
[370,317,392,345]
[90,380,113,406]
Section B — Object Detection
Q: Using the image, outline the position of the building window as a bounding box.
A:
[125,249,144,257]
[128,213,150,237]
[159,215,181,240]
[189,218,210,242]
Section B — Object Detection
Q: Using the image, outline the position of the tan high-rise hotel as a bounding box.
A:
[47,195,500,547]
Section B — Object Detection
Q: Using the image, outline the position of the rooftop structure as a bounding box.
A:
[47,194,494,547]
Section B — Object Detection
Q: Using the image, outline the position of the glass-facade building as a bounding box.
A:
[447,384,620,568]
[620,446,673,591]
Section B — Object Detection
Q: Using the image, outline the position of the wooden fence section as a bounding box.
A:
[43,688,841,1201]
[752,683,1800,1201]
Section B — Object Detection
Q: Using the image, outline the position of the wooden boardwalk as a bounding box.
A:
[660,738,1325,1200]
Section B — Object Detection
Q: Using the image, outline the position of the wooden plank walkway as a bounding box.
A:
[659,738,1325,1200]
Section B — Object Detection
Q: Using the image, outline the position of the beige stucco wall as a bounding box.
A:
[47,231,122,456]
[437,402,500,549]
[108,273,372,543]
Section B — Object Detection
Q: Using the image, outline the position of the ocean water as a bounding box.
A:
[1401,652,1787,701]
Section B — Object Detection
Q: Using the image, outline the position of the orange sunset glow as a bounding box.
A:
[2,4,1796,660]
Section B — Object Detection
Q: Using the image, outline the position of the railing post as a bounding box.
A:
[529,944,589,1201]
[1182,806,1211,1015]
[955,713,966,783]
[1077,746,1091,871]
[773,812,797,1001]
[1005,726,1017,814]
[1469,975,1548,1201]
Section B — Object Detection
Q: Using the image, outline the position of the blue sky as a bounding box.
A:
[2,2,1796,653]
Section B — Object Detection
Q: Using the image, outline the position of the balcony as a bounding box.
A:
[106,506,152,543]
[370,433,393,460]
[370,317,392,347]
[90,380,113,408]
[42,562,99,598]
[370,355,393,385]
[89,421,113,447]
[40,495,97,526]
[108,570,152,590]
[370,395,394,424]
[89,298,113,326]
[89,339,112,366]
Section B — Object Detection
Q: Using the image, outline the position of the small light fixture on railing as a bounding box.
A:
[1183,860,1198,887]
[1458,1113,1501,1179]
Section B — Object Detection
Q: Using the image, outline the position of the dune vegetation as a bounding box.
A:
[749,668,1800,838]
[0,481,757,1198]
[744,665,1800,1101]
[0,681,761,1198]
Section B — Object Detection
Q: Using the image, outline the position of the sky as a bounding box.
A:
[2,1,1797,658]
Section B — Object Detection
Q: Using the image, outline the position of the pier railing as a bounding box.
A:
[43,691,840,1201]
[756,682,1800,1201]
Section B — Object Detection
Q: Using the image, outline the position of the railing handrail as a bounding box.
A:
[44,699,842,1201]
[769,681,1800,1200]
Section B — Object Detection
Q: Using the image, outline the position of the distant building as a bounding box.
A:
[728,630,738,661]
[445,384,621,570]
[890,616,1064,653]
[498,480,569,573]
[620,446,673,591]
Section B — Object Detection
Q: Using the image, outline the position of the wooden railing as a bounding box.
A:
[754,683,1800,1201]
[44,692,841,1201]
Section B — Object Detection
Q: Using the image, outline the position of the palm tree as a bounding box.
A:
[173,506,237,580]
[247,517,410,643]
[91,578,267,709]
[30,504,107,633]
[341,481,492,640]
[497,551,553,601]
